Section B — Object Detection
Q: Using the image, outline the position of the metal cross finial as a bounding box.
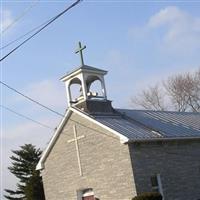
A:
[75,41,86,66]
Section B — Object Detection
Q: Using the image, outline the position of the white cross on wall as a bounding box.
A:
[68,125,85,176]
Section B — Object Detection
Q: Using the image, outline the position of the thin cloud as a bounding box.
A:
[0,10,13,33]
[129,6,200,54]
[148,6,185,28]
[2,118,55,140]
[12,79,67,112]
[148,6,200,50]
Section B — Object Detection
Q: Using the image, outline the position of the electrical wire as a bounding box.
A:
[1,0,40,34]
[2,80,199,144]
[0,80,64,117]
[2,103,198,157]
[0,81,119,140]
[2,102,197,173]
[1,0,65,51]
[0,104,54,130]
[0,0,82,62]
[2,82,198,150]
[1,13,53,50]
[1,82,199,153]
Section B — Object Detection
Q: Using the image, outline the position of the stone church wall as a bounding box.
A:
[42,112,136,200]
[129,140,200,200]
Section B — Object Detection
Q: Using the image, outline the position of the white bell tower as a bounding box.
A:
[60,42,108,108]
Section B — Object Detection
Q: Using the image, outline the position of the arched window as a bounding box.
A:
[86,76,104,99]
[69,78,83,103]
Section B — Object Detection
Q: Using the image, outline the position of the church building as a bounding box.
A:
[37,43,200,200]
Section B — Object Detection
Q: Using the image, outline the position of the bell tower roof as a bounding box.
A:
[60,65,107,82]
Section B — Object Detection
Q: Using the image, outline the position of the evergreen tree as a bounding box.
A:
[4,144,45,200]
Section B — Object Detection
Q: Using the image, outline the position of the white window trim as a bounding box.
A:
[157,174,164,200]
[151,174,164,200]
[82,191,94,197]
[77,190,83,200]
[77,189,94,200]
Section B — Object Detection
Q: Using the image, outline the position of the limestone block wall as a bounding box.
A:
[129,140,200,200]
[42,112,136,200]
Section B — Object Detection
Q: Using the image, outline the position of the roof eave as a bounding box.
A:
[60,65,107,82]
[127,136,200,144]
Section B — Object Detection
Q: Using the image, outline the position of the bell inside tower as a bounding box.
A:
[86,76,105,100]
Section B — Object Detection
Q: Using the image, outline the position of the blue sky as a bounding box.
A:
[1,0,200,197]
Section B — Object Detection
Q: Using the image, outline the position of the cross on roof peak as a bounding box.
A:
[75,41,86,66]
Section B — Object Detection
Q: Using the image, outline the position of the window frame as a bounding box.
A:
[150,173,164,199]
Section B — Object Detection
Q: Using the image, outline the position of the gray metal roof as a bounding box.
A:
[92,109,200,142]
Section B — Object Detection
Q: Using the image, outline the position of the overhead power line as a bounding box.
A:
[2,83,199,152]
[2,103,199,157]
[1,0,64,50]
[0,81,122,140]
[1,13,52,50]
[0,81,117,139]
[0,105,54,130]
[0,80,64,117]
[0,0,82,62]
[1,0,40,34]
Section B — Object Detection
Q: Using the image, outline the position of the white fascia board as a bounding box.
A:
[60,69,82,82]
[36,109,72,170]
[70,107,129,143]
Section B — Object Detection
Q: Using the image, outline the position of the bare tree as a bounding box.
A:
[189,69,200,112]
[131,85,166,111]
[131,68,200,112]
[164,73,192,112]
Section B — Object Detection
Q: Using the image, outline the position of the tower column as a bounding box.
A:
[80,73,88,100]
[66,81,72,106]
[101,77,107,99]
